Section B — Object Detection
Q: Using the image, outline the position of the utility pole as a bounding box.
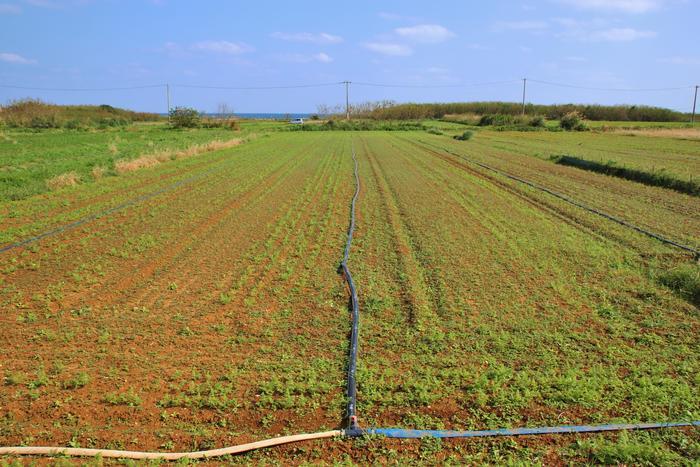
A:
[166,84,171,122]
[521,78,527,116]
[343,81,351,120]
[692,85,698,124]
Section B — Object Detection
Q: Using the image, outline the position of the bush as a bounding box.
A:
[426,128,443,135]
[169,107,200,128]
[560,111,587,131]
[529,115,546,127]
[454,130,474,141]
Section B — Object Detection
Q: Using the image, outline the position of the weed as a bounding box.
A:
[104,388,142,406]
[62,372,90,389]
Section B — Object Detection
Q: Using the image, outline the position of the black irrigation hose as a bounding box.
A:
[0,164,222,254]
[418,139,700,258]
[340,140,361,430]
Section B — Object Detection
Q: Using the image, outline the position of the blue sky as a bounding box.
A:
[1,0,698,112]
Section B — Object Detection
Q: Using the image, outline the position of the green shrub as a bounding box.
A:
[529,115,546,127]
[169,107,200,128]
[454,130,474,141]
[560,111,587,131]
[425,128,443,135]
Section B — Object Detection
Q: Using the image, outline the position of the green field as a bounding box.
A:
[0,124,698,464]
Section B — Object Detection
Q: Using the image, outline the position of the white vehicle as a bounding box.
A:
[289,118,304,124]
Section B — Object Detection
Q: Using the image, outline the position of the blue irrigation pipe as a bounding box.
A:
[340,139,361,430]
[344,421,700,439]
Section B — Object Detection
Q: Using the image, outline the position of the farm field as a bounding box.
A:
[1,128,699,464]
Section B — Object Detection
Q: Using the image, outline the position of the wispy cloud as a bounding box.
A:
[190,40,253,54]
[494,20,549,31]
[0,52,37,64]
[0,3,21,13]
[658,56,700,65]
[557,0,664,13]
[554,18,657,41]
[589,27,656,41]
[270,32,343,44]
[363,42,413,56]
[278,52,333,63]
[394,24,455,43]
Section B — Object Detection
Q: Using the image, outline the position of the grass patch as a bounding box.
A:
[657,264,700,307]
[551,155,700,196]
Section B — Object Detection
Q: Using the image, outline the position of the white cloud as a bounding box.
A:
[270,32,343,44]
[589,27,656,41]
[494,20,549,31]
[363,42,413,56]
[558,0,663,13]
[190,40,253,54]
[0,3,21,13]
[0,52,36,64]
[279,52,333,63]
[394,24,455,43]
[659,56,700,65]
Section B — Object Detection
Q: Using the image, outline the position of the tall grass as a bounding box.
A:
[550,155,700,196]
[0,99,161,129]
[367,101,689,122]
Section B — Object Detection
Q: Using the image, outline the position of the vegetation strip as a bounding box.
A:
[550,155,700,197]
[418,140,700,258]
[342,139,361,430]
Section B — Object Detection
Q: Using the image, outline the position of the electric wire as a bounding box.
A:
[527,79,694,92]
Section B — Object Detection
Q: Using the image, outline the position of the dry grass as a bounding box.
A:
[46,172,80,190]
[108,142,119,154]
[616,128,700,140]
[91,166,107,179]
[114,138,242,174]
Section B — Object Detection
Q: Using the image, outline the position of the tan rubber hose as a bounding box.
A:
[0,430,342,460]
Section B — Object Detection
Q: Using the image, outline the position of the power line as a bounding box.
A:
[171,82,342,90]
[352,80,520,89]
[0,84,166,91]
[528,79,694,92]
